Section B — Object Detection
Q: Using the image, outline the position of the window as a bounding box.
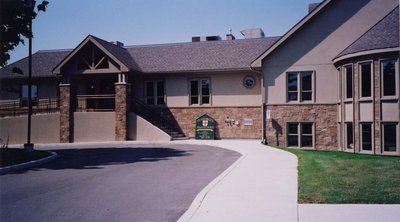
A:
[287,122,314,148]
[21,85,38,107]
[360,63,372,98]
[287,71,313,102]
[344,65,353,99]
[381,60,397,97]
[360,123,372,151]
[190,79,210,105]
[345,123,354,149]
[145,81,165,105]
[382,123,397,152]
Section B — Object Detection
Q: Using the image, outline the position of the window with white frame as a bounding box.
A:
[287,71,313,102]
[382,123,397,152]
[145,80,165,105]
[360,123,372,151]
[287,122,314,148]
[21,84,38,107]
[344,65,353,99]
[345,122,354,149]
[190,79,210,105]
[360,63,372,98]
[381,60,397,97]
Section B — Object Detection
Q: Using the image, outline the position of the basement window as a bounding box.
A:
[287,122,314,148]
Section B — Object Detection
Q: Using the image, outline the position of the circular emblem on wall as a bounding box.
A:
[243,75,256,89]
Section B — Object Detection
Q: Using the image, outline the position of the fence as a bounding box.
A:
[0,98,59,117]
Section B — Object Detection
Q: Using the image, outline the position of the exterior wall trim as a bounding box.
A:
[333,47,400,64]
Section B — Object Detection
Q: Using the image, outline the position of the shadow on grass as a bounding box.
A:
[28,147,189,171]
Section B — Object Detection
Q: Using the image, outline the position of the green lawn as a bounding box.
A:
[278,147,400,204]
[0,148,51,168]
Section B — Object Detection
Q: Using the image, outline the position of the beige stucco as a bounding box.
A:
[73,112,115,142]
[262,0,398,105]
[382,101,399,121]
[128,112,171,141]
[132,71,261,107]
[0,113,60,144]
[359,102,373,122]
[344,103,353,122]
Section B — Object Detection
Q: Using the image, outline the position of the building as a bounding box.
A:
[0,0,399,155]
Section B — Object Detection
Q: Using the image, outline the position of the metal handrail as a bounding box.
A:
[76,94,115,112]
[131,99,182,135]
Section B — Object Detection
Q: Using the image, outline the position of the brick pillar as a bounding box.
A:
[60,84,71,143]
[115,82,129,141]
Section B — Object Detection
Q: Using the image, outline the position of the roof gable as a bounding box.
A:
[52,35,133,75]
[251,0,332,68]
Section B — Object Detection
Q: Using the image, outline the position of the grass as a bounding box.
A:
[0,148,51,167]
[276,147,400,204]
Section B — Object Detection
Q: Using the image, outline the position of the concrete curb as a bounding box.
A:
[0,151,58,175]
[177,152,248,222]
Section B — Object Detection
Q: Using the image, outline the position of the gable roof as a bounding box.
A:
[52,35,133,75]
[334,6,399,61]
[251,0,332,68]
[126,37,279,73]
[0,49,70,79]
[1,36,279,79]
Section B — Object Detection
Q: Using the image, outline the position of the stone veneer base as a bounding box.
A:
[266,104,338,151]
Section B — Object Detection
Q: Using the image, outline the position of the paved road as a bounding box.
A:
[0,144,240,222]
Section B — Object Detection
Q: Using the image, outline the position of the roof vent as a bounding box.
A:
[240,28,265,39]
[191,35,221,42]
[111,41,124,47]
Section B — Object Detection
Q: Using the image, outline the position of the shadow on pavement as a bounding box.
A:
[32,147,189,171]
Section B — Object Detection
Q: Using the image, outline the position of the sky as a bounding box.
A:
[8,0,318,64]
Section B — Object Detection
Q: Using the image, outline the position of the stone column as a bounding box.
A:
[59,84,71,143]
[115,81,129,141]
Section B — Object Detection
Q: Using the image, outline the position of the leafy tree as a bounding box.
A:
[0,0,49,67]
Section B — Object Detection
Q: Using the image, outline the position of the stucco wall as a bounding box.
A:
[131,71,261,107]
[0,113,60,144]
[262,0,398,104]
[128,112,171,141]
[73,112,115,142]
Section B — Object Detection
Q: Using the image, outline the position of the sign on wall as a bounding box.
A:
[195,114,215,140]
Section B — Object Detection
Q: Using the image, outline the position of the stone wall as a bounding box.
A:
[149,106,262,139]
[266,104,338,151]
[174,106,262,139]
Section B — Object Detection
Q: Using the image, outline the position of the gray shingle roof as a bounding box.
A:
[0,50,70,79]
[0,36,279,79]
[336,7,399,58]
[127,37,279,73]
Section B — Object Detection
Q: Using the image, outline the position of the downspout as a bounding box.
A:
[250,67,267,144]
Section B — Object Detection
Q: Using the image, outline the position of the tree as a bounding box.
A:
[0,0,49,67]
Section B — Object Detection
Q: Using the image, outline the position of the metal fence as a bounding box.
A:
[0,98,60,117]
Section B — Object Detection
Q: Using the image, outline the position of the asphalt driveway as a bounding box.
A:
[0,144,240,222]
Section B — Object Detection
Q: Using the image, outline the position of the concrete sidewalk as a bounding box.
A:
[175,140,400,222]
[176,140,298,222]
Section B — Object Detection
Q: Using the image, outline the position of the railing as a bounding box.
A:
[76,94,115,112]
[0,98,59,117]
[131,99,182,136]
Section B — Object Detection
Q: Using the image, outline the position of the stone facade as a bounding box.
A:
[266,104,338,151]
[150,106,262,139]
[115,83,129,141]
[59,84,71,143]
